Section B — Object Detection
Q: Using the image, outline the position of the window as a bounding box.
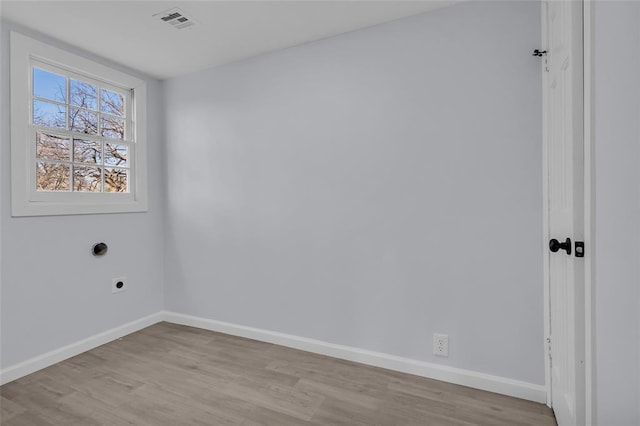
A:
[11,32,147,216]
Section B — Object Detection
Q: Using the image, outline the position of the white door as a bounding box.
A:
[543,1,585,425]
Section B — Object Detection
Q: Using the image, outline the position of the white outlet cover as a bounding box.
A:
[433,333,449,357]
[112,276,127,294]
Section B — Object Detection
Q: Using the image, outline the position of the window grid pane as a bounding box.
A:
[70,107,98,135]
[104,168,128,193]
[73,165,102,192]
[101,113,125,139]
[36,162,70,192]
[36,132,70,161]
[104,143,128,167]
[31,62,132,194]
[33,100,66,129]
[70,79,98,110]
[100,88,124,117]
[33,68,67,103]
[73,138,102,164]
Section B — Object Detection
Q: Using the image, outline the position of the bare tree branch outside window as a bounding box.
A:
[34,68,129,193]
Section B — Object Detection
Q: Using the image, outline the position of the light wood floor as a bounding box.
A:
[1,322,556,425]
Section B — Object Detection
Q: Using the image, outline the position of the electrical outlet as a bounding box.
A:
[112,276,127,294]
[433,333,449,357]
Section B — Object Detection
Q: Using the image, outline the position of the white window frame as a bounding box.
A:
[10,31,148,216]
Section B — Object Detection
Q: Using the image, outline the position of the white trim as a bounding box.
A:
[162,311,547,403]
[540,0,552,408]
[0,310,547,403]
[10,31,148,217]
[583,1,596,424]
[0,312,164,385]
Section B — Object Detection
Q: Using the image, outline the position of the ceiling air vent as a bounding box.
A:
[154,7,197,30]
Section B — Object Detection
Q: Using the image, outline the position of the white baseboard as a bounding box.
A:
[1,310,547,404]
[162,311,547,403]
[0,312,164,385]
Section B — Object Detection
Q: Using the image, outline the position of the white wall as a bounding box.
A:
[0,20,165,368]
[163,1,544,385]
[594,2,640,424]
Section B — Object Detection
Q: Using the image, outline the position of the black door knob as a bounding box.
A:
[549,238,572,255]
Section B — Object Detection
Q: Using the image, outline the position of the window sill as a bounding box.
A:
[11,198,148,217]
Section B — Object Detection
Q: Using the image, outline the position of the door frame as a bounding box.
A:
[541,1,596,424]
[582,1,596,424]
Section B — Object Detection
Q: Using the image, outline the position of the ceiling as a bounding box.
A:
[1,1,457,80]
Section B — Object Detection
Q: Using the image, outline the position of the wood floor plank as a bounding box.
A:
[0,322,556,425]
[0,396,26,422]
[0,411,56,426]
[309,395,410,426]
[241,406,315,426]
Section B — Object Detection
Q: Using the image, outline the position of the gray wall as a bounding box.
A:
[163,1,544,384]
[0,20,165,368]
[594,2,640,424]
